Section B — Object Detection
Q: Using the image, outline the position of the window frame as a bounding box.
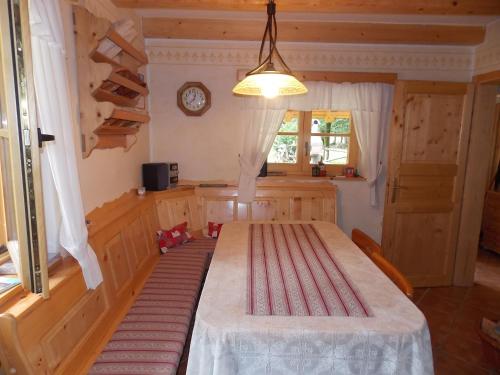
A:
[0,0,49,297]
[268,110,359,176]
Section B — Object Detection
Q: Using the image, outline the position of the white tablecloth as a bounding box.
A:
[187,222,434,375]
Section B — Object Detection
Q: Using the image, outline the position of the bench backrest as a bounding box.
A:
[0,189,162,375]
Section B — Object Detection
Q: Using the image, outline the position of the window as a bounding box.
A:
[0,0,49,296]
[267,110,359,176]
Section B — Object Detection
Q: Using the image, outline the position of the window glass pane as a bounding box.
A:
[311,111,350,134]
[310,135,349,165]
[268,135,298,164]
[279,111,299,132]
[0,138,19,278]
[0,92,5,129]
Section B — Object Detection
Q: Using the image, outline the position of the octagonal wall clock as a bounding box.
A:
[177,82,211,116]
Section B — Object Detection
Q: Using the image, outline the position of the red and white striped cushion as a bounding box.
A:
[90,252,207,375]
[167,237,217,256]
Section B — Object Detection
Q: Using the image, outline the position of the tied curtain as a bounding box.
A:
[238,81,394,205]
[29,0,103,289]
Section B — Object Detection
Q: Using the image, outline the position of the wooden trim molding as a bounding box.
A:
[237,70,397,83]
[142,18,484,46]
[474,70,500,84]
[145,41,473,81]
[112,0,500,15]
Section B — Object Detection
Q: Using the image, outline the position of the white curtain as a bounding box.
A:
[29,0,103,289]
[238,99,286,203]
[238,82,394,205]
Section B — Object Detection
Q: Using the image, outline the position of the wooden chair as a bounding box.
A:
[352,228,382,258]
[370,252,414,299]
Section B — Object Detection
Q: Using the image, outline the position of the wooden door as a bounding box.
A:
[382,81,474,287]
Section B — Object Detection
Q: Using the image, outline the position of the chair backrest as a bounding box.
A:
[370,252,414,299]
[352,228,382,258]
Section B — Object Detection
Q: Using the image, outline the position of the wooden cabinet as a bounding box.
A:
[152,181,337,233]
[482,190,500,254]
[195,180,337,230]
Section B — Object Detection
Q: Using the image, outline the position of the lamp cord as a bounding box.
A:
[252,0,292,75]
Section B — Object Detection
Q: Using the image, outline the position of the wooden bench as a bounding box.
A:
[0,181,336,375]
[89,251,208,375]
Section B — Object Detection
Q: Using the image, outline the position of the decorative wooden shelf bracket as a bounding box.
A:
[73,6,150,157]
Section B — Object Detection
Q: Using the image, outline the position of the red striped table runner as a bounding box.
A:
[247,223,371,317]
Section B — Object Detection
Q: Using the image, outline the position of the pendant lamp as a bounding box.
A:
[232,0,307,99]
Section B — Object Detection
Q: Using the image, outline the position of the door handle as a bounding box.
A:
[37,128,55,148]
[391,178,401,203]
[305,141,309,156]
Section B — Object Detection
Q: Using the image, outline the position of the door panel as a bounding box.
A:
[382,81,474,287]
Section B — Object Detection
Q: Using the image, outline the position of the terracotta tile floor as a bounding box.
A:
[416,248,500,374]
[177,249,500,374]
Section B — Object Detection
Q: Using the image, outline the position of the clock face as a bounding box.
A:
[177,82,211,116]
[181,87,206,112]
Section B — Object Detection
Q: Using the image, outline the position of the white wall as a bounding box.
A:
[147,39,474,241]
[148,64,243,181]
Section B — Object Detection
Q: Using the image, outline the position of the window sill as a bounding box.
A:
[0,257,79,315]
[259,175,366,182]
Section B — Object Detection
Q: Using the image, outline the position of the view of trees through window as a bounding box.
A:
[310,111,351,165]
[267,111,300,164]
[268,110,353,166]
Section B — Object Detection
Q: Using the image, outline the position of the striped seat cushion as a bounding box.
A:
[167,237,217,258]
[89,252,207,375]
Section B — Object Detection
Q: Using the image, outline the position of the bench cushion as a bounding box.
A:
[167,237,217,257]
[89,252,207,375]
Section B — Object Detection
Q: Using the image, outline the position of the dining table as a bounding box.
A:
[186,221,434,375]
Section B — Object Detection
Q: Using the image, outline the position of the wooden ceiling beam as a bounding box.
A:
[113,0,500,15]
[143,18,485,45]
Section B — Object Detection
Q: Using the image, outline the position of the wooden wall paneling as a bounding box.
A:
[194,182,337,224]
[454,84,498,285]
[156,199,173,229]
[167,198,194,227]
[276,198,291,221]
[13,266,90,373]
[41,288,107,372]
[187,194,202,231]
[291,197,302,220]
[0,314,33,374]
[153,188,203,231]
[125,217,149,271]
[206,199,236,223]
[251,199,278,221]
[236,202,250,221]
[102,233,133,301]
[310,197,323,221]
[140,205,160,255]
[300,198,313,220]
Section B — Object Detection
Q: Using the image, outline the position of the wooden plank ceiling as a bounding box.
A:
[142,19,484,45]
[113,0,500,15]
[113,0,498,45]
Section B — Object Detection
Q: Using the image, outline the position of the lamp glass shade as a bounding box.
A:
[232,71,308,98]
